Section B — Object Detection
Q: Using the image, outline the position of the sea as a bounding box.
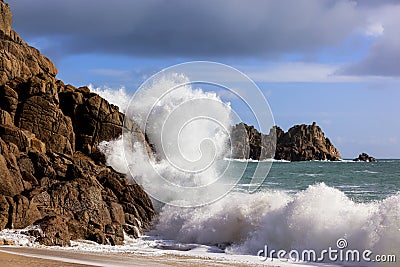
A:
[237,159,400,203]
[88,80,399,266]
[1,159,398,267]
[2,67,398,266]
[122,159,395,267]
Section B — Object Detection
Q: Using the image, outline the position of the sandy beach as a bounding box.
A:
[0,250,92,267]
[0,246,262,267]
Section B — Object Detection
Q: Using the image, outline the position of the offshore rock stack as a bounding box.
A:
[0,0,154,246]
[231,122,342,161]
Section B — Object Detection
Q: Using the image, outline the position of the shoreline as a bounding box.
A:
[0,246,267,267]
[0,250,91,267]
[0,245,344,267]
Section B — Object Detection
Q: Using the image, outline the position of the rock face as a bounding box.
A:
[230,123,276,160]
[275,122,341,161]
[0,0,155,246]
[231,122,341,161]
[353,153,376,162]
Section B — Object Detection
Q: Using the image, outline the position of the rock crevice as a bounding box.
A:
[0,0,155,246]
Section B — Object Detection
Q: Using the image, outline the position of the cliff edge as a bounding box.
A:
[0,0,155,246]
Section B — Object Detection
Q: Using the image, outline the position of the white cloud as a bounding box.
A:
[342,3,400,76]
[243,62,388,83]
[365,22,384,37]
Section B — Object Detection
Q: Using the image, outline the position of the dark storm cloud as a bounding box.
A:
[8,0,363,59]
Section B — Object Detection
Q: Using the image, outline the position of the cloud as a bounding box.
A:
[8,0,363,60]
[339,4,400,76]
[364,23,384,37]
[243,62,375,83]
[248,62,340,82]
[354,0,400,7]
[7,0,400,78]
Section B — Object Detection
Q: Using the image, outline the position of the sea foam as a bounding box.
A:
[98,73,237,206]
[89,84,130,112]
[96,77,399,266]
[151,183,400,266]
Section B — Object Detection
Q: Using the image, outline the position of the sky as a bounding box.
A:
[7,0,400,158]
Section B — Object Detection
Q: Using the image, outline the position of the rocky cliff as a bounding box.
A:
[230,123,276,160]
[0,0,154,246]
[231,122,341,161]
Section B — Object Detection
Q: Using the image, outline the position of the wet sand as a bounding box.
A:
[0,246,261,267]
[0,250,91,267]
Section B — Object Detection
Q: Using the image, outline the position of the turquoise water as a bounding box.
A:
[153,159,400,265]
[236,160,400,202]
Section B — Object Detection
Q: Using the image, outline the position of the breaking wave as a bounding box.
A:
[153,183,400,266]
[97,71,399,266]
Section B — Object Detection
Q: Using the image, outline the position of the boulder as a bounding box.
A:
[353,153,376,162]
[17,96,74,154]
[0,1,12,36]
[0,137,24,196]
[10,194,41,229]
[0,109,12,125]
[59,87,123,154]
[0,85,18,120]
[0,195,10,229]
[36,215,71,247]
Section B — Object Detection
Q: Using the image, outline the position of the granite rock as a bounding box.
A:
[231,122,341,161]
[0,0,155,246]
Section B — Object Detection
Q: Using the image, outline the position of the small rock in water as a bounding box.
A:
[353,153,376,162]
